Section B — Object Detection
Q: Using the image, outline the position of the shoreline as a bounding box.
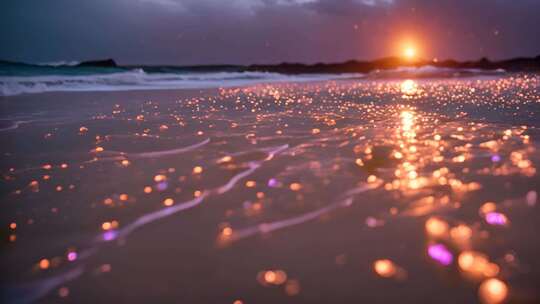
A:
[0,71,515,99]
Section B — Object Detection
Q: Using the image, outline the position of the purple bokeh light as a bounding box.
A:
[428,244,453,266]
[103,230,118,242]
[156,181,168,191]
[485,212,508,226]
[267,178,280,188]
[67,251,78,261]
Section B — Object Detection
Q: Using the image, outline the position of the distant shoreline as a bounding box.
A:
[246,56,540,74]
[2,55,540,75]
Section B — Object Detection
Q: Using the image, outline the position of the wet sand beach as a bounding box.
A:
[1,75,540,303]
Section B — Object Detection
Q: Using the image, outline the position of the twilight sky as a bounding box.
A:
[1,0,539,65]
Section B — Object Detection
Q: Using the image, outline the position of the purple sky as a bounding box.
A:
[1,0,539,65]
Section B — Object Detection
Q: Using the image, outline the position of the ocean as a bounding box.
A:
[0,60,504,96]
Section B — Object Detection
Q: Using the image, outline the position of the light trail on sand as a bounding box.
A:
[222,182,381,243]
[106,144,289,241]
[8,143,289,304]
[91,138,211,162]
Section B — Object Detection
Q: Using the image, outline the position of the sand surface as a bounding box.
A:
[1,76,540,303]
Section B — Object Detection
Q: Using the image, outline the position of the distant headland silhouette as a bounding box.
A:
[2,55,539,74]
[246,55,540,74]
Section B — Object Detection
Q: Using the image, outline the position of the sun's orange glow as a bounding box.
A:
[403,46,416,59]
[394,36,422,60]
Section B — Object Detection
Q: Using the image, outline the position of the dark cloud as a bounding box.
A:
[0,0,538,64]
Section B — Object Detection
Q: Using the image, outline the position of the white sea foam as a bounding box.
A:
[366,65,505,78]
[36,61,81,67]
[0,69,362,96]
[0,66,504,96]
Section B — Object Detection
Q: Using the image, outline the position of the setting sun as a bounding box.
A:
[394,36,421,60]
[403,46,416,59]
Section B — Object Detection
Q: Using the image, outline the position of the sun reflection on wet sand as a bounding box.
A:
[400,79,419,97]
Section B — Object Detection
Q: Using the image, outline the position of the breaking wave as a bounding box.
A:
[0,63,506,96]
[0,69,362,96]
